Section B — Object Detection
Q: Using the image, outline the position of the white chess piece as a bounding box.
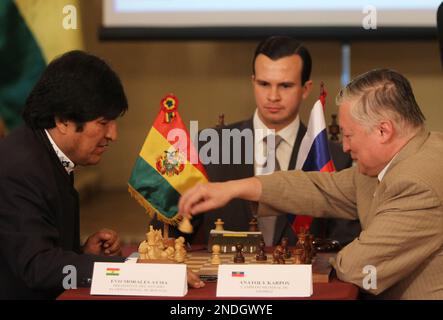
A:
[211,244,221,265]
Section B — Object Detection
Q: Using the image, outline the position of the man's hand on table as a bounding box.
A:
[187,269,205,288]
[83,228,122,256]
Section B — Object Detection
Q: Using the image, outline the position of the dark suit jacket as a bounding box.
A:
[0,126,124,299]
[189,118,361,246]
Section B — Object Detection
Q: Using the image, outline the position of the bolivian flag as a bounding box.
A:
[128,95,208,225]
[0,0,84,131]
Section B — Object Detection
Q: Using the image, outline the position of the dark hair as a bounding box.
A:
[252,36,312,85]
[23,50,128,130]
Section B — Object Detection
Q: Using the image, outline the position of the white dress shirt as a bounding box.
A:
[45,129,75,174]
[252,110,300,245]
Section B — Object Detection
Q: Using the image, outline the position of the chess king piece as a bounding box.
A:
[256,239,267,261]
[234,243,245,263]
[211,244,221,265]
[178,215,193,234]
[214,218,224,231]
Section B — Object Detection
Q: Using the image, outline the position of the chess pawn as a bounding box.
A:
[174,237,187,263]
[211,244,221,265]
[178,216,193,234]
[234,243,245,263]
[281,237,291,259]
[256,240,267,261]
[249,218,258,232]
[214,218,224,231]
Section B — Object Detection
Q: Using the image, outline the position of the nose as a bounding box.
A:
[342,138,351,153]
[106,121,118,142]
[267,85,281,102]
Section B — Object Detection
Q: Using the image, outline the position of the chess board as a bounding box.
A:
[184,251,334,283]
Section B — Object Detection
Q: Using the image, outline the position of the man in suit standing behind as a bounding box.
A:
[191,36,361,246]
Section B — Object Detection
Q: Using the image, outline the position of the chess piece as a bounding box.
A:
[216,113,225,128]
[234,243,245,263]
[214,218,224,231]
[329,114,340,142]
[211,244,221,265]
[293,248,303,264]
[281,237,291,259]
[164,246,175,260]
[248,217,258,232]
[174,236,187,263]
[256,240,267,261]
[295,230,308,264]
[272,245,285,264]
[138,240,149,260]
[306,232,316,262]
[178,215,193,234]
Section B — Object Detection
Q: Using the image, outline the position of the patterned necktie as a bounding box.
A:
[258,134,283,245]
[262,134,283,173]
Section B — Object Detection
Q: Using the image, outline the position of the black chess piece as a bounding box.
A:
[281,237,291,259]
[272,245,285,264]
[295,232,307,264]
[249,217,258,232]
[329,114,340,142]
[234,243,245,263]
[256,240,267,261]
[293,248,303,264]
[216,113,225,128]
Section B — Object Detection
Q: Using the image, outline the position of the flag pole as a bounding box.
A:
[163,222,169,240]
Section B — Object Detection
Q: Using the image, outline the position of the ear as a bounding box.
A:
[302,80,313,100]
[251,74,256,85]
[378,120,394,143]
[54,117,69,135]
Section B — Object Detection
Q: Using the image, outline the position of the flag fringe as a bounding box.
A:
[127,184,182,226]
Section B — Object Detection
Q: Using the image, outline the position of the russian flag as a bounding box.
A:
[288,95,335,233]
[232,271,245,277]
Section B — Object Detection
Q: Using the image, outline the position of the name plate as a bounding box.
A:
[216,264,312,297]
[91,262,187,297]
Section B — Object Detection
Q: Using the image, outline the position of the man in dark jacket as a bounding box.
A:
[0,51,129,299]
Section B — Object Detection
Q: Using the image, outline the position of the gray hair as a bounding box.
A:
[336,69,425,135]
